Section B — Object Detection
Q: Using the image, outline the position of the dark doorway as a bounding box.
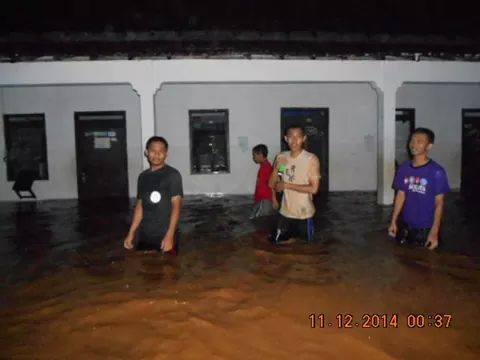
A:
[3,113,49,181]
[280,108,329,192]
[74,112,129,202]
[395,108,415,168]
[461,109,480,200]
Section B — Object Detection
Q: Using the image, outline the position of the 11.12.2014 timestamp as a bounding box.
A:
[309,313,452,329]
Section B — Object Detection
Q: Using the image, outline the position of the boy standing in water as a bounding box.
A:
[269,125,321,243]
[123,136,183,253]
[250,144,275,219]
[388,128,450,250]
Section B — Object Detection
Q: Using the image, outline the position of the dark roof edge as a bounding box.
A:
[1,30,480,63]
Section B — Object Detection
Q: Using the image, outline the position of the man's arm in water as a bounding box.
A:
[269,156,281,209]
[161,196,183,252]
[388,191,405,237]
[271,187,279,209]
[275,156,320,195]
[268,155,281,190]
[425,194,445,250]
[123,199,143,249]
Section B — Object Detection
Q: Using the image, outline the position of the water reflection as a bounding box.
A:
[0,193,479,359]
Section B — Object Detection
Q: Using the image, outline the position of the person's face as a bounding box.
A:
[145,141,168,166]
[252,151,264,164]
[409,133,432,157]
[284,128,306,152]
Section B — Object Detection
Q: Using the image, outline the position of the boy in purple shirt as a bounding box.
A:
[388,128,450,250]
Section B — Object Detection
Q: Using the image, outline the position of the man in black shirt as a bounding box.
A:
[123,136,183,253]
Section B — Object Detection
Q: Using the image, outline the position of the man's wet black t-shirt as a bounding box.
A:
[137,165,183,238]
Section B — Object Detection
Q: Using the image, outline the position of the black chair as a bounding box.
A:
[12,170,37,199]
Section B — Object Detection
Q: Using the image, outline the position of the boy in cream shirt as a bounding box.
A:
[269,125,321,243]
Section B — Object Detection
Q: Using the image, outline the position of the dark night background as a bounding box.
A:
[1,0,479,35]
[0,1,479,58]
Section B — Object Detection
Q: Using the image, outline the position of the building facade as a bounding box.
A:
[1,60,480,204]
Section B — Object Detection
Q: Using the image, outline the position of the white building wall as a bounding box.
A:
[0,84,142,201]
[1,60,480,203]
[155,82,378,194]
[397,83,480,189]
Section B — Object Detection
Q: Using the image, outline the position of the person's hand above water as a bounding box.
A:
[388,222,397,238]
[123,233,135,250]
[425,231,439,250]
[161,233,175,253]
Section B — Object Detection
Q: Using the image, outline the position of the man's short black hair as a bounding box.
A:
[146,136,169,150]
[252,144,268,157]
[284,124,305,136]
[412,128,435,144]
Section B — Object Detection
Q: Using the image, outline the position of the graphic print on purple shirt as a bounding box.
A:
[393,160,450,229]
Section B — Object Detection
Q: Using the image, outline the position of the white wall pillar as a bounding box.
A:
[0,88,5,179]
[132,83,156,169]
[376,81,400,205]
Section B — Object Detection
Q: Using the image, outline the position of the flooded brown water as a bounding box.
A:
[1,193,480,359]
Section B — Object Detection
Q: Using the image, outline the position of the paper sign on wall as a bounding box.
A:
[94,131,109,137]
[94,137,111,149]
[238,136,249,153]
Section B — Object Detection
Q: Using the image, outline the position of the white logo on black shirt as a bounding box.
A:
[150,191,161,203]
